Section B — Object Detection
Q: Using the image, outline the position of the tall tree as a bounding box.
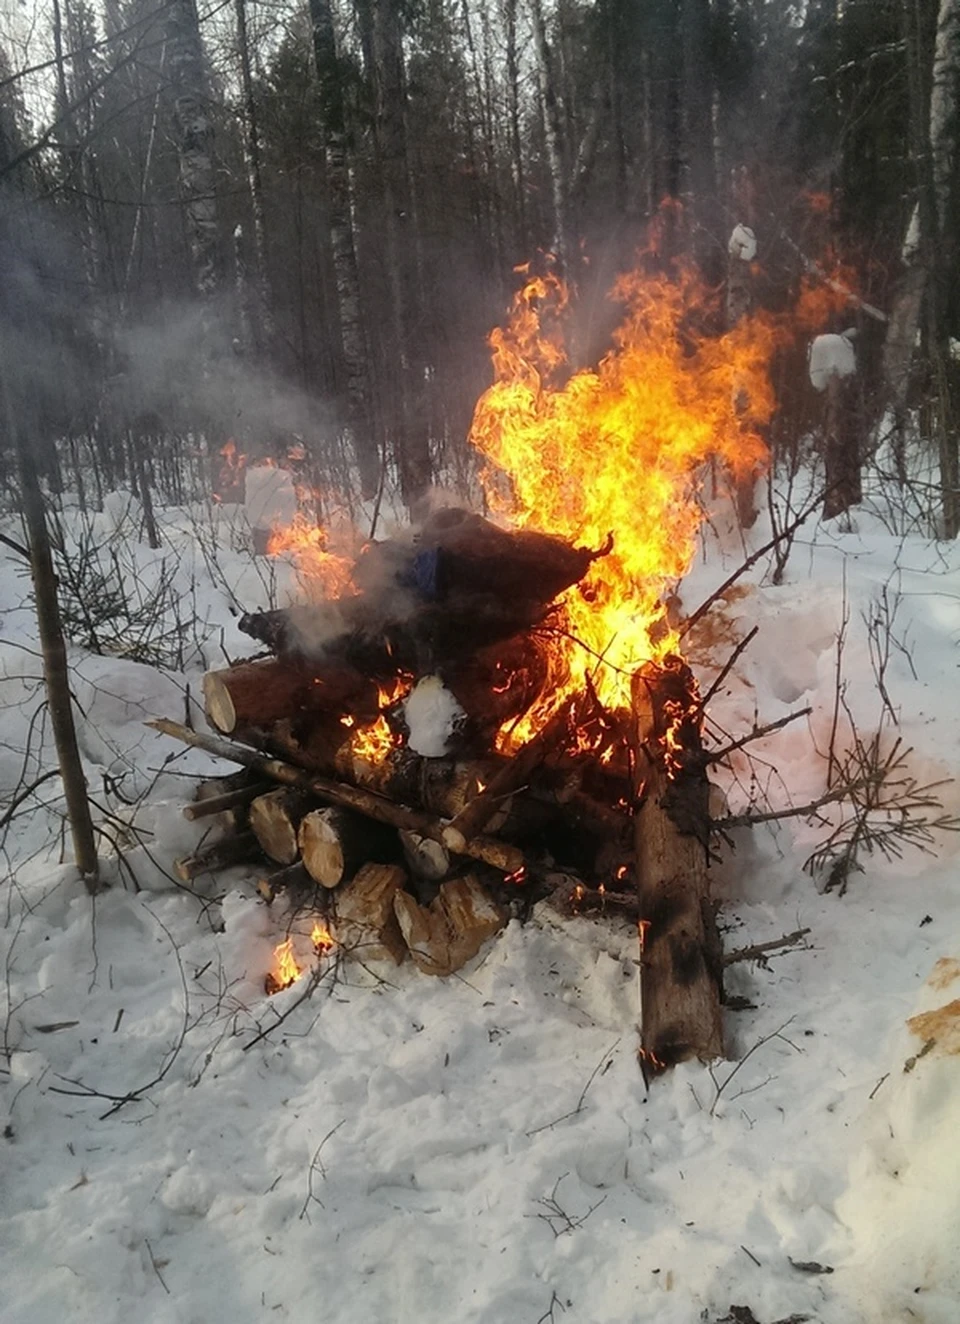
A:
[309,0,379,494]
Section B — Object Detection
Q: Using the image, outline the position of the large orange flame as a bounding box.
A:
[267,513,357,600]
[469,262,792,745]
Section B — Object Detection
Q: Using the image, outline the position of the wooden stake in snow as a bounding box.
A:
[632,658,723,1073]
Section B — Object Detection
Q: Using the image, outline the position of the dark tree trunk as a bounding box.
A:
[4,381,100,890]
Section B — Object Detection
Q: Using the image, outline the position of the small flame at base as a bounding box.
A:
[265,925,337,994]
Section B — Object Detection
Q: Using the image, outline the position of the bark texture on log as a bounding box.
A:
[184,776,273,823]
[257,860,313,903]
[203,658,375,734]
[175,831,264,883]
[633,658,723,1072]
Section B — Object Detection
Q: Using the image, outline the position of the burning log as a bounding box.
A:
[299,806,397,889]
[443,634,551,748]
[203,658,376,735]
[239,509,608,673]
[249,788,312,865]
[632,657,723,1073]
[331,863,408,964]
[393,875,506,976]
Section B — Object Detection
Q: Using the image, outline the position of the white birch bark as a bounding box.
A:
[931,0,960,236]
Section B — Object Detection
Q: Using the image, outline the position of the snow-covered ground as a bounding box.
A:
[1,487,959,1324]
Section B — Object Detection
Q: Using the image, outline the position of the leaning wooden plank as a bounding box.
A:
[147,719,525,876]
[632,658,723,1074]
[331,863,408,964]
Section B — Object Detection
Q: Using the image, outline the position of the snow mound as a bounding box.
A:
[833,952,960,1323]
[809,332,856,392]
[404,675,466,756]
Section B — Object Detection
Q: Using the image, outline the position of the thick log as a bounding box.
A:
[632,658,723,1073]
[299,806,397,889]
[442,699,575,853]
[393,875,506,976]
[356,507,604,606]
[148,719,527,876]
[332,863,408,963]
[249,788,312,864]
[399,830,451,881]
[203,657,376,735]
[175,831,264,883]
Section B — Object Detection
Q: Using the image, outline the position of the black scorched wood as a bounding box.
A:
[239,509,609,670]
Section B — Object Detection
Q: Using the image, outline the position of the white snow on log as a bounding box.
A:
[404,675,466,757]
[728,223,757,262]
[808,332,857,392]
[244,463,298,532]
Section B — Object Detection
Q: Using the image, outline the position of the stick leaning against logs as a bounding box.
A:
[150,508,726,1070]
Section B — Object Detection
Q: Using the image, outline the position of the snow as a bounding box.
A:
[404,675,466,757]
[1,490,960,1324]
[808,332,857,392]
[244,464,298,532]
[728,223,757,262]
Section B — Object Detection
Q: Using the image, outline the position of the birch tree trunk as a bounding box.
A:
[503,0,527,249]
[366,0,432,508]
[529,0,568,274]
[166,0,219,300]
[930,0,960,536]
[234,0,273,354]
[309,0,380,496]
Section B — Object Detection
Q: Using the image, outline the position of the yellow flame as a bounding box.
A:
[267,513,356,600]
[468,257,850,750]
[270,938,302,991]
[311,922,335,952]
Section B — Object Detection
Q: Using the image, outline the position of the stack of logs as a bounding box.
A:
[154,507,723,1067]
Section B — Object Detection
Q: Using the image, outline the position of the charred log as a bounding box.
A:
[632,657,723,1073]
